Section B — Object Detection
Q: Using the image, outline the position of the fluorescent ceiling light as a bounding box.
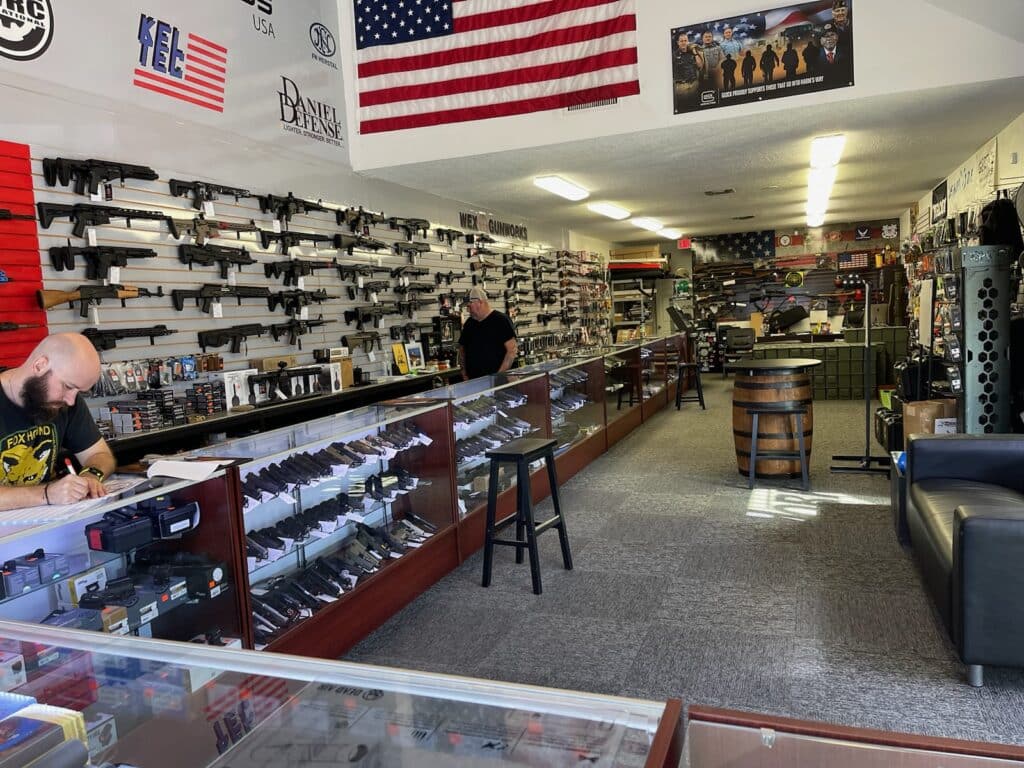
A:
[807,211,826,227]
[533,175,589,201]
[807,166,837,197]
[587,201,631,220]
[658,228,683,239]
[630,217,663,231]
[810,134,846,168]
[806,200,828,216]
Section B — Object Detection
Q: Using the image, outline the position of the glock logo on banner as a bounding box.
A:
[0,0,54,61]
[310,22,337,69]
[133,14,228,113]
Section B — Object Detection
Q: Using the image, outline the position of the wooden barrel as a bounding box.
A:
[732,371,814,477]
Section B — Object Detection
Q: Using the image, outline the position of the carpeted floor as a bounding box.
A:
[345,376,1024,747]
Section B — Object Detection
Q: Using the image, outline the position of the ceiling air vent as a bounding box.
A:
[704,188,735,196]
[566,97,619,112]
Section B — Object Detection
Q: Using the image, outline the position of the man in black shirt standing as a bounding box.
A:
[0,333,116,511]
[458,286,517,381]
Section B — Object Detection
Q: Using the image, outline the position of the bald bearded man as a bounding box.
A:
[0,333,116,511]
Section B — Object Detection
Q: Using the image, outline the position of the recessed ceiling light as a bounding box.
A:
[704,188,736,196]
[533,175,589,201]
[658,228,683,239]
[587,202,631,220]
[630,217,663,231]
[810,134,846,168]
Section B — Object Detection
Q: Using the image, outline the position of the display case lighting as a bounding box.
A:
[533,175,589,201]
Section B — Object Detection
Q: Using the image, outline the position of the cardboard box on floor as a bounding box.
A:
[903,399,958,449]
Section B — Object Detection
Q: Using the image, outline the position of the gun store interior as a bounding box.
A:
[1,2,1024,766]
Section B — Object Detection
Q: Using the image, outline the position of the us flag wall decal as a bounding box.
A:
[134,14,227,113]
[354,0,640,134]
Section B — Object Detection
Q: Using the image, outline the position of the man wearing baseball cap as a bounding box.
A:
[458,286,517,381]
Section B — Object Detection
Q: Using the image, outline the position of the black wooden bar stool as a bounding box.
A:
[482,437,573,595]
[746,406,809,491]
[676,362,705,410]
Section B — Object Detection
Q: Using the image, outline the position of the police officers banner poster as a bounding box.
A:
[671,0,853,115]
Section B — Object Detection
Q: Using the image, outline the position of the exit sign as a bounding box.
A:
[677,237,692,249]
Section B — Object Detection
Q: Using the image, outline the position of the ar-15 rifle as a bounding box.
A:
[172,214,259,246]
[342,331,382,353]
[390,265,429,279]
[333,233,388,255]
[169,179,252,210]
[0,208,35,221]
[171,284,271,313]
[42,157,158,195]
[537,312,559,325]
[81,325,177,351]
[394,281,435,295]
[269,317,337,349]
[196,323,270,353]
[394,241,433,262]
[347,279,391,302]
[435,270,467,286]
[268,288,339,316]
[343,304,400,330]
[49,241,157,279]
[264,258,335,286]
[336,262,392,282]
[38,284,164,318]
[258,193,334,225]
[259,229,335,252]
[469,259,502,271]
[179,243,256,279]
[389,322,432,342]
[397,293,439,318]
[37,202,179,239]
[388,217,430,240]
[336,206,386,233]
[436,227,464,245]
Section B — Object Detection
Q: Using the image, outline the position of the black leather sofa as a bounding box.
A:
[903,434,1024,686]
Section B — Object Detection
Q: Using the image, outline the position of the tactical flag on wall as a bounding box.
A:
[692,230,776,263]
[354,0,641,134]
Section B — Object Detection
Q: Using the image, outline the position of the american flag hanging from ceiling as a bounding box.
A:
[692,230,777,264]
[353,0,641,134]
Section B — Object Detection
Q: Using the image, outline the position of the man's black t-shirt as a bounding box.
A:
[458,311,516,379]
[0,386,101,486]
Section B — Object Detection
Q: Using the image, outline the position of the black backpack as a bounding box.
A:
[979,188,1024,258]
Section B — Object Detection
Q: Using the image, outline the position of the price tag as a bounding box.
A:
[357,275,364,289]
[370,291,379,304]
[90,189,103,203]
[87,227,98,247]
[88,305,101,324]
[272,219,282,233]
[297,276,306,291]
[212,301,224,319]
[227,268,237,286]
[108,266,121,284]
[203,201,216,217]
[402,276,409,287]
[368,351,377,362]
[420,433,434,446]
[299,306,310,320]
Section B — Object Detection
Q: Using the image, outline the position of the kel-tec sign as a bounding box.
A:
[0,0,54,61]
[278,76,344,148]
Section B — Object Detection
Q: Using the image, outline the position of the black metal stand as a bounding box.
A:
[831,278,891,475]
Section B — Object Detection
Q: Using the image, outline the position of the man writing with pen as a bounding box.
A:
[0,333,116,511]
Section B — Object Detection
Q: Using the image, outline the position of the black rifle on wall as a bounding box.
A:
[37,202,179,239]
[81,325,177,350]
[169,179,253,210]
[178,243,257,279]
[49,241,158,279]
[42,157,158,195]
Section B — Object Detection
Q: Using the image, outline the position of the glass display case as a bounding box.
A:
[604,344,642,427]
[548,356,607,456]
[186,402,456,652]
[422,374,549,518]
[0,618,682,767]
[0,472,243,647]
[640,339,666,401]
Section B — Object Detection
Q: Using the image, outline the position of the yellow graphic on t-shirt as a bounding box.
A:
[1,425,57,486]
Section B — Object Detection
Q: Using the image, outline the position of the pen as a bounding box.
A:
[63,457,74,477]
